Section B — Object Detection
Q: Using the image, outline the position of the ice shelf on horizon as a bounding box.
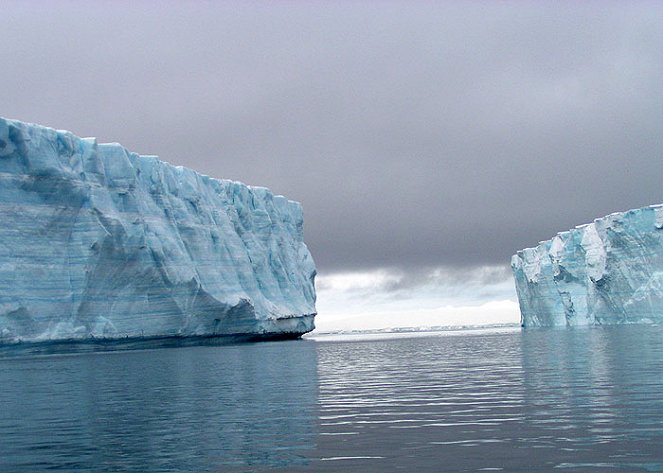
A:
[512,204,663,327]
[0,117,316,343]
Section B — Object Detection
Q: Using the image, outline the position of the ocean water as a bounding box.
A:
[1,325,663,472]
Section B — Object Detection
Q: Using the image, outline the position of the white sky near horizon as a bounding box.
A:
[312,266,521,332]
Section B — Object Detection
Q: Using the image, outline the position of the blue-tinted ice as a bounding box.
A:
[512,204,663,327]
[0,117,316,343]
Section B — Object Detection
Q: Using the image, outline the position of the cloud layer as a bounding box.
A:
[2,2,662,274]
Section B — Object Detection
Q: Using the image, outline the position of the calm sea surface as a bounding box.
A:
[1,325,663,472]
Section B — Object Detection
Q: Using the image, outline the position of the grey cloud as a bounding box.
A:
[375,265,514,294]
[1,2,662,273]
[316,264,515,305]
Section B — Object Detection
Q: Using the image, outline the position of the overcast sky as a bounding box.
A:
[2,2,662,328]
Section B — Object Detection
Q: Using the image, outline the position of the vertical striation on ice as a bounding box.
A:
[0,117,316,343]
[512,204,663,327]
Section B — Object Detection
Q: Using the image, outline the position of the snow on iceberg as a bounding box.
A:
[512,204,663,327]
[0,117,316,343]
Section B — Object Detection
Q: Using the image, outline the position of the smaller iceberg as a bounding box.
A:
[512,204,663,327]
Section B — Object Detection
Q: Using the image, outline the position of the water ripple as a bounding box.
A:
[2,325,663,471]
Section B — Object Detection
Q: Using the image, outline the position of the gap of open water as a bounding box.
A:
[1,324,663,472]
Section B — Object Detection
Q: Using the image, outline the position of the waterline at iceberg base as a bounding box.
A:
[512,204,663,327]
[0,117,316,344]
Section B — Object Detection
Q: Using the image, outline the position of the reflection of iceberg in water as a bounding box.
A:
[520,326,663,469]
[0,340,319,471]
[521,328,614,421]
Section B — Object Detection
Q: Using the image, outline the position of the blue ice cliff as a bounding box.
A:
[512,204,663,327]
[0,117,316,343]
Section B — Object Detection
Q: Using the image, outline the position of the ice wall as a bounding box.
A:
[512,204,663,327]
[0,117,316,343]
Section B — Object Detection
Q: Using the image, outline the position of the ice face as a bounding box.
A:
[512,205,663,327]
[0,117,316,343]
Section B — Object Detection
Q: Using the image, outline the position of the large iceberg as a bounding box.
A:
[512,204,663,327]
[0,117,316,343]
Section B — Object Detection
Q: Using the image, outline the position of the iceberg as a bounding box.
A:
[512,204,663,327]
[0,117,316,343]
